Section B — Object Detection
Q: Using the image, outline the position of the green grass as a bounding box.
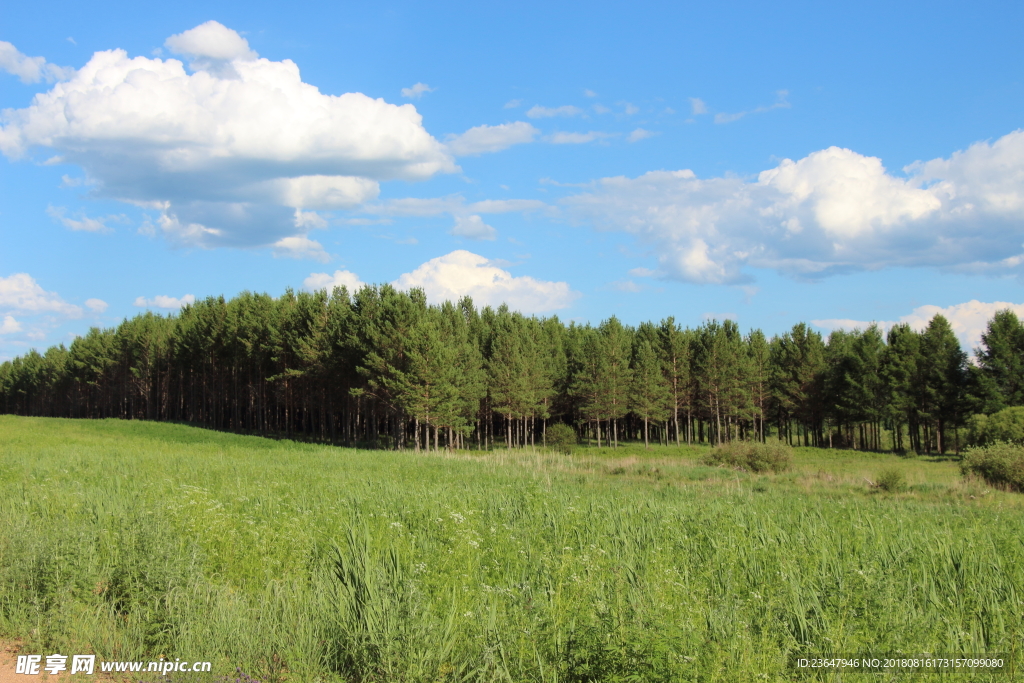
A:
[1,416,1022,682]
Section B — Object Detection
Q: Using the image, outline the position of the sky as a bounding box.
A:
[2,0,1024,361]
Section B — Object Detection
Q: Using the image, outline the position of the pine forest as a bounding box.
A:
[2,284,1022,454]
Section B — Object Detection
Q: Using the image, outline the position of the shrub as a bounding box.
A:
[546,423,578,454]
[875,468,906,493]
[701,440,792,474]
[966,407,1024,446]
[960,442,1024,491]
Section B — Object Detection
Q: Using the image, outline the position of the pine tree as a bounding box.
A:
[629,335,671,448]
[975,310,1024,412]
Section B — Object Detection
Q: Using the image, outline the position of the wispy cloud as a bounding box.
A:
[445,121,539,156]
[401,82,434,99]
[714,90,790,124]
[549,131,614,145]
[527,104,583,118]
[46,205,127,233]
[627,128,658,143]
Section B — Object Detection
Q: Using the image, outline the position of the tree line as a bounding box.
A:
[1,285,1021,454]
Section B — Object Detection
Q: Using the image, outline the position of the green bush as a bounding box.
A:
[545,423,578,454]
[875,468,906,493]
[700,440,792,474]
[967,407,1024,446]
[960,442,1024,491]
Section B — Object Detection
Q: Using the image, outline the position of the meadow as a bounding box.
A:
[0,415,1021,682]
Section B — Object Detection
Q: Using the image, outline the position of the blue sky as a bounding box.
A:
[3,0,1024,360]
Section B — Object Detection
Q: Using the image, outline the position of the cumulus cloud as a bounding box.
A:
[526,105,583,118]
[303,269,366,292]
[0,22,456,253]
[164,20,257,76]
[0,273,82,317]
[814,300,1024,353]
[563,130,1024,284]
[392,250,579,313]
[445,121,539,156]
[401,82,434,99]
[0,315,23,334]
[450,214,497,240]
[689,97,708,115]
[134,294,196,309]
[166,21,257,61]
[46,205,127,233]
[0,41,73,83]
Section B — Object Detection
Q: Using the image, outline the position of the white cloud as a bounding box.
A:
[563,130,1024,283]
[445,121,538,156]
[361,195,546,219]
[526,105,583,119]
[815,300,1024,352]
[549,131,612,145]
[689,97,707,115]
[85,298,108,313]
[401,82,434,99]
[46,205,127,233]
[0,22,455,253]
[293,208,328,229]
[166,21,257,61]
[622,103,639,115]
[0,41,73,83]
[392,250,580,313]
[134,294,196,309]
[584,89,597,98]
[503,99,522,109]
[450,214,497,240]
[303,269,366,292]
[593,104,611,114]
[467,198,547,213]
[0,315,23,334]
[0,273,82,317]
[714,90,790,124]
[627,128,657,143]
[272,235,331,262]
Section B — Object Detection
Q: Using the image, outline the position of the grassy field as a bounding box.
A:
[0,416,1021,682]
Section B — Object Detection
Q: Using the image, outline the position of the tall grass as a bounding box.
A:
[0,416,1020,682]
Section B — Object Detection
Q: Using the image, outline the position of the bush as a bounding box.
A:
[960,442,1024,491]
[546,423,578,454]
[967,407,1024,447]
[700,440,792,474]
[875,468,906,493]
